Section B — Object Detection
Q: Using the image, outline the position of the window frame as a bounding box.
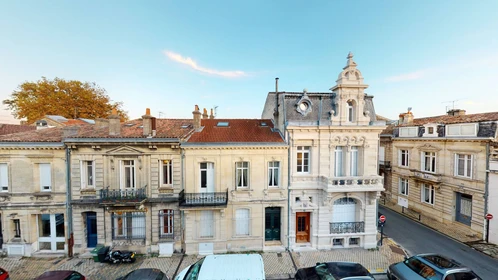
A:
[160,159,173,187]
[446,123,478,137]
[199,210,214,238]
[399,127,418,137]
[13,219,21,238]
[39,163,52,192]
[421,184,435,205]
[454,154,472,178]
[159,209,174,239]
[235,208,250,236]
[112,212,146,240]
[421,151,437,173]
[347,100,355,122]
[399,178,409,196]
[81,160,95,189]
[268,161,280,188]
[350,146,359,176]
[334,146,344,177]
[399,149,410,167]
[235,161,249,189]
[121,160,136,189]
[0,163,8,192]
[296,146,310,173]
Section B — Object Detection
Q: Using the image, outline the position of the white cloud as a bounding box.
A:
[164,50,247,78]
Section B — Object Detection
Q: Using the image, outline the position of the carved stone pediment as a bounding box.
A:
[416,143,442,152]
[106,145,144,156]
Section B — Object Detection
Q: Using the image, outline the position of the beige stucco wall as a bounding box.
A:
[488,160,498,244]
[182,146,288,254]
[390,139,487,237]
[0,146,67,256]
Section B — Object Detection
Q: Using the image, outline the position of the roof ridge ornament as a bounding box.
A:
[343,51,357,70]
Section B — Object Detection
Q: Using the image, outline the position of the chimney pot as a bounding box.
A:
[146,108,151,115]
[202,108,208,119]
[142,108,153,136]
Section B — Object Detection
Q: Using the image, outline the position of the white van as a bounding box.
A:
[175,254,265,280]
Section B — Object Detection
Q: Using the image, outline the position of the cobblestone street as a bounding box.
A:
[0,237,405,280]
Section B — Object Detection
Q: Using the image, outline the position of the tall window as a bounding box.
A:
[268,161,280,187]
[399,149,409,167]
[122,160,136,189]
[39,163,51,191]
[13,219,21,238]
[161,160,173,186]
[334,146,344,177]
[0,163,8,192]
[236,162,249,188]
[296,146,310,173]
[81,161,94,189]
[422,152,436,173]
[235,209,250,236]
[399,178,409,195]
[350,146,358,176]
[421,184,435,205]
[455,154,472,178]
[112,212,145,240]
[347,101,355,122]
[200,211,214,238]
[200,162,214,191]
[159,209,174,238]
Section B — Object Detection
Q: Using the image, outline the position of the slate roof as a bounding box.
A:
[399,112,498,126]
[187,119,284,143]
[0,123,36,135]
[0,119,195,142]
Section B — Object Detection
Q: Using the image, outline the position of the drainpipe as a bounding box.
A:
[180,148,185,252]
[65,147,73,257]
[485,142,490,242]
[282,93,291,251]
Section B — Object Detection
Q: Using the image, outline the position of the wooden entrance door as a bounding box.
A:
[296,212,310,243]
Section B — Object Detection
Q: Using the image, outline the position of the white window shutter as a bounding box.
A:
[40,163,51,191]
[0,164,8,191]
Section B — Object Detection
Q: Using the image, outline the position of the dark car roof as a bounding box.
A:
[121,268,167,279]
[296,262,373,279]
[35,270,79,280]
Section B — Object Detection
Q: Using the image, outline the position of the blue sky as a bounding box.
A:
[1,1,497,124]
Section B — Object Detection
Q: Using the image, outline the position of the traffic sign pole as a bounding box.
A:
[486,213,493,243]
[378,215,386,246]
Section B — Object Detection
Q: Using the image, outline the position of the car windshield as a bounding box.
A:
[405,257,443,280]
[184,258,205,280]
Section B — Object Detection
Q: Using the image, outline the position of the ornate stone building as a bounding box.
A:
[261,53,386,250]
[181,108,288,254]
[387,109,498,239]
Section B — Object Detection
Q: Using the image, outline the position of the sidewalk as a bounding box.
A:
[0,236,406,280]
[381,200,498,259]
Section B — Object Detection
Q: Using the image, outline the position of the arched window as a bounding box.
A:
[347,100,355,122]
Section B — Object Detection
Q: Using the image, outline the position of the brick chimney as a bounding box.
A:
[193,105,201,129]
[447,109,466,116]
[202,108,208,119]
[209,108,214,119]
[108,109,121,136]
[142,108,152,136]
[403,111,414,124]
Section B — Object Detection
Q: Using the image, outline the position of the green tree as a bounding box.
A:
[3,77,128,123]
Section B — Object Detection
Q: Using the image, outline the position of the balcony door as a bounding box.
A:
[200,162,214,193]
[296,212,310,243]
[121,160,136,190]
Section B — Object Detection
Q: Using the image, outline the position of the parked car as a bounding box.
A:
[175,254,265,280]
[295,262,374,280]
[116,268,168,280]
[387,253,482,280]
[0,267,9,280]
[35,270,86,280]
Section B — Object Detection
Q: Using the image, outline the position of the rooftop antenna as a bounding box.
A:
[213,106,218,117]
[442,99,462,111]
[158,111,165,118]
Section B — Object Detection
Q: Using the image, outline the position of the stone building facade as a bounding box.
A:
[387,109,498,239]
[181,111,288,254]
[488,143,498,244]
[261,53,386,250]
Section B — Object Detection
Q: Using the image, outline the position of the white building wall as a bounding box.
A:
[488,161,498,244]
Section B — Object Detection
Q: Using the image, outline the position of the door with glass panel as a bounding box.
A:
[38,214,65,252]
[265,207,281,241]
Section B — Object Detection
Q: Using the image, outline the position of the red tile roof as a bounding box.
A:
[399,112,498,126]
[187,119,284,143]
[63,119,88,125]
[0,119,195,142]
[0,124,36,135]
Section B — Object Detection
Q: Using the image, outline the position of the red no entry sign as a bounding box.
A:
[486,213,493,220]
[379,215,386,223]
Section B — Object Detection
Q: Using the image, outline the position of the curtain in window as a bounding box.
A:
[235,209,250,236]
[268,161,279,187]
[334,147,343,177]
[350,146,358,176]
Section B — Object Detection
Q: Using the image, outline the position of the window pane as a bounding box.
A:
[56,214,65,237]
[273,168,279,186]
[39,214,51,237]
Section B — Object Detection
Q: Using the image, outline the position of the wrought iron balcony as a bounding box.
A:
[379,160,391,171]
[100,186,147,203]
[179,189,228,207]
[330,222,365,234]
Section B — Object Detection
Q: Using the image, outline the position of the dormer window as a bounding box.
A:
[423,123,438,137]
[217,122,229,127]
[399,127,418,137]
[446,123,477,137]
[296,95,312,116]
[347,100,355,122]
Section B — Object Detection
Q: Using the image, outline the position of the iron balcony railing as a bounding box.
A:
[179,189,228,207]
[330,222,365,234]
[100,186,147,202]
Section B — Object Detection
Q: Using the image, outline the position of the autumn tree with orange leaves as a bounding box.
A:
[3,77,128,124]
